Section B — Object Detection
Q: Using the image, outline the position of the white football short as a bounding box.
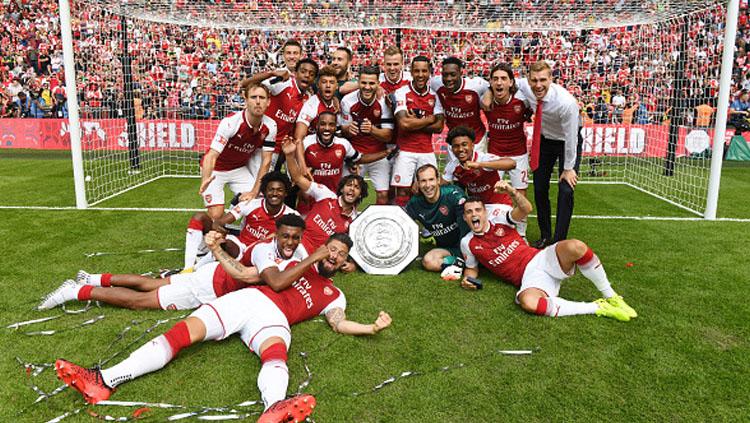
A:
[158,263,221,310]
[503,153,529,190]
[390,151,437,187]
[515,243,574,302]
[202,167,254,207]
[191,287,291,353]
[358,157,391,191]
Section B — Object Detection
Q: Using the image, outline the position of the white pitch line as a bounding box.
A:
[1,205,750,222]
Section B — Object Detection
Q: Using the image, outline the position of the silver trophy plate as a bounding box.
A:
[349,205,419,275]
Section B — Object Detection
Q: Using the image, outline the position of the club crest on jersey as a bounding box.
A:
[217,136,228,146]
[394,175,401,183]
[373,108,381,117]
[495,226,505,237]
[323,286,334,296]
[204,194,213,203]
[428,98,435,107]
[335,150,343,158]
[439,205,449,216]
[465,94,473,103]
[514,104,523,114]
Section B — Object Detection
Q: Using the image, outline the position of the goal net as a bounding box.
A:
[65,0,731,216]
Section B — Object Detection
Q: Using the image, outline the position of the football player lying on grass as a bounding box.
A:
[458,181,637,321]
[55,233,392,423]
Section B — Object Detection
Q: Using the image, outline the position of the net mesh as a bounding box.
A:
[71,0,726,214]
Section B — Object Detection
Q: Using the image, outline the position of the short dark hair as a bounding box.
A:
[463,196,485,210]
[336,46,353,61]
[442,56,463,69]
[327,232,353,250]
[490,62,517,96]
[276,213,306,230]
[360,65,381,77]
[411,55,432,72]
[337,174,368,205]
[317,110,337,123]
[296,58,319,75]
[260,171,291,195]
[283,39,302,51]
[446,126,476,145]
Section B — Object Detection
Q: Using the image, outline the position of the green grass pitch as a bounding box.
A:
[1,149,749,422]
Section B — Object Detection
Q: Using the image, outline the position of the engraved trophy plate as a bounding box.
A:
[349,205,419,275]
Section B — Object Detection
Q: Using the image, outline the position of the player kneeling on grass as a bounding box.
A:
[37,214,312,312]
[459,181,637,321]
[55,233,392,423]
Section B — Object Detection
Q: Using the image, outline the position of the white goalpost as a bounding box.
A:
[60,0,739,218]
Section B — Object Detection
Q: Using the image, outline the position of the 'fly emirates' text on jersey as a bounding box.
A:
[483,96,529,157]
[302,134,361,191]
[443,150,512,206]
[431,77,489,140]
[339,90,394,154]
[302,182,357,251]
[393,82,444,153]
[461,208,540,287]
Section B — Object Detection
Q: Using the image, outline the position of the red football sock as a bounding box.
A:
[77,285,94,301]
[163,321,192,357]
[101,273,112,287]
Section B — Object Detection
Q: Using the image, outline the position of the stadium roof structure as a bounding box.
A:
[88,0,723,32]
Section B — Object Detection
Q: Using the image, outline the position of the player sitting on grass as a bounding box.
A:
[459,181,637,321]
[37,214,309,311]
[55,233,392,423]
[183,171,299,271]
[404,163,469,279]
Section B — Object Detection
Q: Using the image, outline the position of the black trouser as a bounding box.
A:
[532,132,583,242]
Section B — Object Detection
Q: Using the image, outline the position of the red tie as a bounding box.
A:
[530,100,543,172]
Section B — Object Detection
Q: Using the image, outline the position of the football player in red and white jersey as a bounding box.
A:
[430,57,490,153]
[442,126,526,236]
[459,182,637,322]
[391,56,445,207]
[380,45,412,98]
[341,66,395,205]
[293,65,339,173]
[199,82,277,219]
[183,171,300,271]
[55,232,392,423]
[483,62,531,199]
[247,58,318,169]
[38,215,309,312]
[280,39,303,74]
[282,137,366,267]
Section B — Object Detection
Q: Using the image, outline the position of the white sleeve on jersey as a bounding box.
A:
[466,77,490,97]
[460,235,478,269]
[266,78,292,96]
[229,198,262,220]
[393,86,408,115]
[262,116,277,151]
[340,138,362,162]
[429,76,444,92]
[209,115,237,153]
[339,92,356,126]
[379,98,394,129]
[302,134,317,152]
[443,158,459,181]
[296,96,318,126]
[305,182,337,202]
[486,205,516,226]
[432,92,444,116]
[251,241,282,274]
[320,288,347,315]
[514,78,533,106]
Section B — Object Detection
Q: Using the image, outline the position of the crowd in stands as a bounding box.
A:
[1,0,749,127]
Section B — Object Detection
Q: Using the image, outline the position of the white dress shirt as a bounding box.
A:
[515,78,580,170]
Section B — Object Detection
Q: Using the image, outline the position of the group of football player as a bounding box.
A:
[38,40,637,423]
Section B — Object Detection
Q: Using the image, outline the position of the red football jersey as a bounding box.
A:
[393,82,444,153]
[339,90,394,154]
[302,134,361,192]
[432,77,489,141]
[443,150,512,206]
[229,198,300,245]
[460,209,540,287]
[297,94,337,135]
[209,113,276,171]
[266,77,309,150]
[379,71,411,95]
[259,262,344,325]
[483,97,529,157]
[301,183,357,251]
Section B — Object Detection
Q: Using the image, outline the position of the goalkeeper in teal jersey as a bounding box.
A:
[405,163,469,279]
